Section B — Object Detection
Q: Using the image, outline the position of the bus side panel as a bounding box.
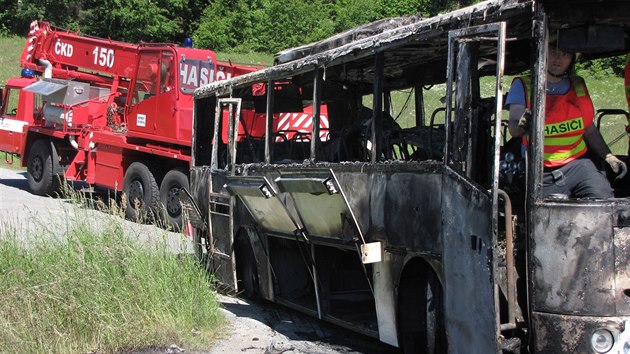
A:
[441,169,497,353]
[380,170,443,253]
[531,203,615,316]
[530,203,620,352]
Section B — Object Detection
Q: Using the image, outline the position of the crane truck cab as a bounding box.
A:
[0,76,39,155]
[0,20,262,230]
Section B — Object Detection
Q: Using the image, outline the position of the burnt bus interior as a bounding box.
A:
[191,0,630,351]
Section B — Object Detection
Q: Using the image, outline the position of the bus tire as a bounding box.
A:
[159,167,189,231]
[235,235,260,299]
[27,139,60,196]
[123,161,159,222]
[398,268,445,354]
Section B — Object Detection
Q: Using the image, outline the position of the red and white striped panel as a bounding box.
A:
[275,112,329,142]
[25,20,40,61]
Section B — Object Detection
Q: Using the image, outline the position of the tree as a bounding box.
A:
[80,0,187,43]
[0,0,83,35]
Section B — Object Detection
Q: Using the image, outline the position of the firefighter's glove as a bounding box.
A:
[518,109,531,132]
[605,153,628,181]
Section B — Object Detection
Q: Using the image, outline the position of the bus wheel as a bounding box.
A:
[123,162,159,222]
[159,167,189,231]
[27,139,60,196]
[398,268,445,354]
[235,236,260,299]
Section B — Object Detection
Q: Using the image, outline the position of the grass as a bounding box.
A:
[216,51,274,68]
[1,154,21,169]
[579,71,629,155]
[0,190,223,354]
[0,36,24,85]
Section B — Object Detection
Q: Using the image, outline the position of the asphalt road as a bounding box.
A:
[0,167,190,251]
[0,167,399,354]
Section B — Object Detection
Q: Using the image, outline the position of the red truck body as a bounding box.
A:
[0,21,270,229]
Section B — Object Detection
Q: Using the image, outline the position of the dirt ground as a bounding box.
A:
[202,294,398,354]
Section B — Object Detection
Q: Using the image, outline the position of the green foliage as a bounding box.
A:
[0,0,83,34]
[332,0,382,31]
[376,0,427,18]
[80,0,188,43]
[254,0,337,52]
[1,0,480,52]
[189,0,484,53]
[2,0,191,44]
[576,55,627,79]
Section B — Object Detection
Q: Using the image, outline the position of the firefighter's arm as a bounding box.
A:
[584,124,628,180]
[508,104,529,137]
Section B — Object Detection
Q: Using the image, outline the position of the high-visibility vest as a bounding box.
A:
[515,75,594,168]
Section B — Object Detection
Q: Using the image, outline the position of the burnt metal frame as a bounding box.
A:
[211,98,242,173]
[445,23,506,211]
[445,21,507,337]
[529,3,548,203]
[264,79,274,164]
[310,68,323,161]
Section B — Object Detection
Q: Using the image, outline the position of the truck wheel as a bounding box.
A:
[235,235,260,299]
[398,267,446,354]
[159,167,189,230]
[27,139,60,196]
[123,162,159,222]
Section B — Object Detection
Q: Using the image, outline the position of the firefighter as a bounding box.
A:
[506,43,627,199]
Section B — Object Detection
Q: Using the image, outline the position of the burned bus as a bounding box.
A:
[184,0,630,352]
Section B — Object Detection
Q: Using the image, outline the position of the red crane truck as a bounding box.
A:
[0,20,265,229]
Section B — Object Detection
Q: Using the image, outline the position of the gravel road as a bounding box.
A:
[0,167,399,354]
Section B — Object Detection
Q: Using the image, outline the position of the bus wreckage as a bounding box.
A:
[184,0,630,352]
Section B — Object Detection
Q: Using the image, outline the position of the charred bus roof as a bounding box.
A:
[194,0,630,100]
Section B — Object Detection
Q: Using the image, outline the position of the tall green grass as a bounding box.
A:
[0,36,23,85]
[216,51,274,68]
[0,194,223,353]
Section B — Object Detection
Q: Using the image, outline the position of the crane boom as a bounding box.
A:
[20,20,144,79]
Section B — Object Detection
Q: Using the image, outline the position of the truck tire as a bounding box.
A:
[159,167,189,231]
[27,139,60,196]
[123,162,159,222]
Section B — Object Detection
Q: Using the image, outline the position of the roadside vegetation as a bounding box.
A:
[0,190,223,353]
[1,1,480,53]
